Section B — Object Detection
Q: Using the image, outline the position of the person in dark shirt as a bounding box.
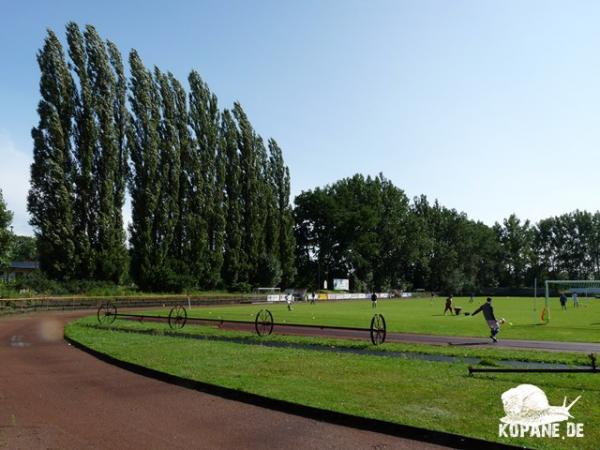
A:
[371,292,378,309]
[444,295,454,315]
[472,297,500,342]
[560,293,567,310]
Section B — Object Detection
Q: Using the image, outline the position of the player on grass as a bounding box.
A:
[471,297,501,342]
[371,292,378,308]
[443,294,454,315]
[572,292,579,308]
[560,292,567,310]
[286,293,293,311]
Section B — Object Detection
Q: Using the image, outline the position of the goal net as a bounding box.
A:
[543,280,600,322]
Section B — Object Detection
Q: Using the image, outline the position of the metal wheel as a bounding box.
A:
[97,302,117,325]
[168,304,187,329]
[255,309,274,336]
[370,313,386,345]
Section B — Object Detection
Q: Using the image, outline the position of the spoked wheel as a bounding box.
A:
[168,304,187,330]
[255,309,274,336]
[97,302,117,325]
[370,313,386,345]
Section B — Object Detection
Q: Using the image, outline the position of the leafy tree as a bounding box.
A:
[127,50,162,289]
[493,214,534,288]
[188,71,223,288]
[268,138,296,286]
[11,236,38,261]
[295,174,418,291]
[0,190,14,268]
[154,67,181,271]
[221,109,243,286]
[85,25,127,282]
[29,29,77,281]
[168,74,190,267]
[106,38,130,282]
[66,22,96,278]
[233,102,262,283]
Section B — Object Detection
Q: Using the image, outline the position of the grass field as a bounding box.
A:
[66,316,600,450]
[142,296,600,343]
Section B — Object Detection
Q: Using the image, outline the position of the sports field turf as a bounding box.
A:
[144,296,600,343]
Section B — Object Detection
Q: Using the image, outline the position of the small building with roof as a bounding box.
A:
[1,261,40,283]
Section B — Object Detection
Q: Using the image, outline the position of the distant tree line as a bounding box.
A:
[0,190,13,269]
[295,174,600,293]
[27,23,295,291]
[0,190,36,266]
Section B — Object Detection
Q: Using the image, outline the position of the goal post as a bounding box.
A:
[544,279,600,323]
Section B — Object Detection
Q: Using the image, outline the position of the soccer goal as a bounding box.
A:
[543,280,600,322]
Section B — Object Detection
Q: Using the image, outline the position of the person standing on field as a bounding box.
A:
[444,294,454,315]
[471,297,501,342]
[560,293,567,310]
[286,293,293,311]
[371,292,378,308]
[310,291,316,304]
[572,292,579,308]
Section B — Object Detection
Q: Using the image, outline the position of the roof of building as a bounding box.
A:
[9,261,40,270]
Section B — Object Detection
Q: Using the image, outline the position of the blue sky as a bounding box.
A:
[2,0,600,235]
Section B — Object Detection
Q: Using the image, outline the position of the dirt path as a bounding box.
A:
[212,320,600,353]
[0,311,446,450]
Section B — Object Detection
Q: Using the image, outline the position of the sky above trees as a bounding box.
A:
[2,0,600,235]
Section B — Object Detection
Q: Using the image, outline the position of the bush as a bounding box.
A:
[143,266,196,293]
[14,271,63,295]
[228,282,252,293]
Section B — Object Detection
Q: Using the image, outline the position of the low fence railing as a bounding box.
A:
[96,302,388,346]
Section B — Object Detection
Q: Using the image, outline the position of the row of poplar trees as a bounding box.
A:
[28,23,295,291]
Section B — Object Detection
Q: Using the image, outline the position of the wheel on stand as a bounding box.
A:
[168,304,187,329]
[97,302,117,325]
[370,313,386,345]
[255,309,274,336]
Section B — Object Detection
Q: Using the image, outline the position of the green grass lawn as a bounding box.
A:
[140,296,600,343]
[66,317,600,450]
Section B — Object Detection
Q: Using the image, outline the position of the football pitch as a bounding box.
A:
[177,296,600,343]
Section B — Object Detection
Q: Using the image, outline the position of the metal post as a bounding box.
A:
[533,277,537,311]
[545,280,550,323]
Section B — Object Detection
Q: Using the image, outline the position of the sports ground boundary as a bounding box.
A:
[64,334,521,450]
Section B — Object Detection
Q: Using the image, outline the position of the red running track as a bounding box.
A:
[0,311,445,450]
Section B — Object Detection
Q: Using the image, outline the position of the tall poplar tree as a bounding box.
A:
[66,22,96,278]
[85,25,127,282]
[154,68,181,279]
[128,50,161,289]
[221,110,243,286]
[188,71,222,287]
[233,102,261,283]
[268,138,296,286]
[29,29,77,280]
[168,74,190,268]
[107,39,130,280]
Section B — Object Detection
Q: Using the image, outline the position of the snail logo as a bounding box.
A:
[498,384,584,439]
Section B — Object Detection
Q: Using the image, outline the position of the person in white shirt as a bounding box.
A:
[572,292,579,308]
